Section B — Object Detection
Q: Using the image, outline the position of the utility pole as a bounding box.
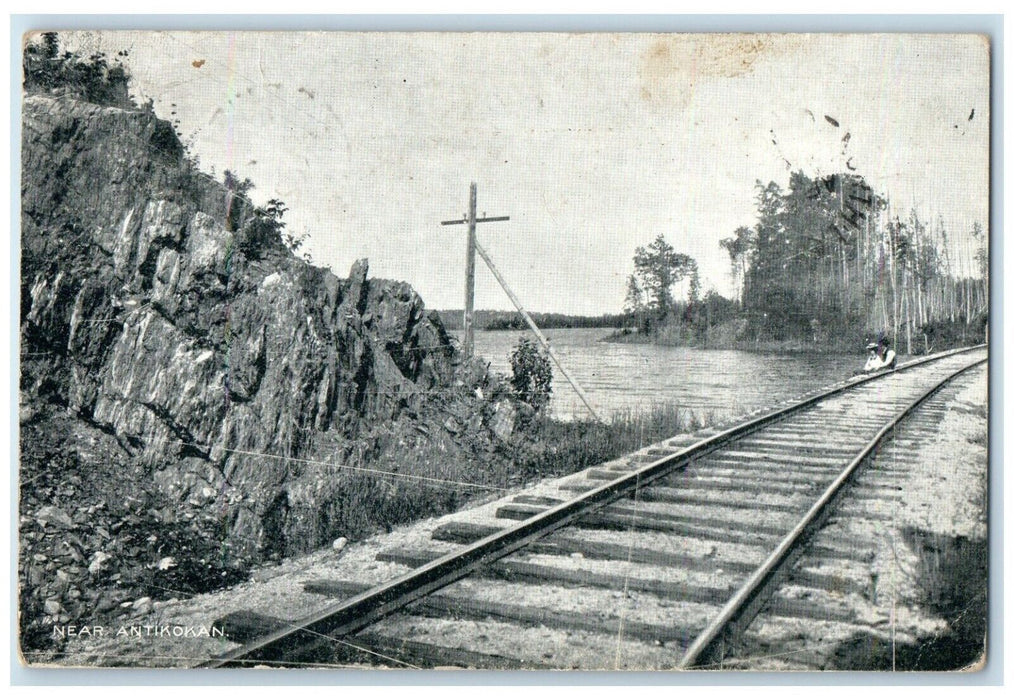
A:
[441,183,600,421]
[441,183,509,358]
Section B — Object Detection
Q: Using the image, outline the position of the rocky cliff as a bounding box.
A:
[20,93,498,571]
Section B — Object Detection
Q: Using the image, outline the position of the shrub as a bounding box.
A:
[222,170,289,259]
[509,336,552,414]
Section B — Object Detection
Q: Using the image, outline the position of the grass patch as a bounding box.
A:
[829,529,987,670]
[277,400,698,555]
[507,402,702,482]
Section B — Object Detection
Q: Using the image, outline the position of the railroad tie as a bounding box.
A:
[301,578,697,646]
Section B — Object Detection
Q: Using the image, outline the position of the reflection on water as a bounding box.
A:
[460,328,861,422]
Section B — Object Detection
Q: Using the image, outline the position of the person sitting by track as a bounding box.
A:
[862,342,879,371]
[862,337,897,373]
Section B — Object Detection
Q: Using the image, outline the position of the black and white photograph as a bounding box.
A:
[16,29,991,672]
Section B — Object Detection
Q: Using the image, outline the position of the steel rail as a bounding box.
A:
[199,344,985,668]
[677,354,988,670]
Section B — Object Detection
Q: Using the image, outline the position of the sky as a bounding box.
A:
[61,31,990,315]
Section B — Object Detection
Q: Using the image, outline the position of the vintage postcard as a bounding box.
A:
[17,30,990,672]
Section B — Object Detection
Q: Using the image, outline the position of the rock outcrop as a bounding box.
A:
[20,93,494,561]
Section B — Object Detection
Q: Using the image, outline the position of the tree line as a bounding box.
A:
[437,309,631,331]
[623,170,988,353]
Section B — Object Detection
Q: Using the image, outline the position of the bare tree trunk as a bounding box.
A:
[966,238,975,325]
[890,225,899,342]
[913,218,927,326]
[904,275,912,355]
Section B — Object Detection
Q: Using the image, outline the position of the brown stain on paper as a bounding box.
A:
[638,34,796,109]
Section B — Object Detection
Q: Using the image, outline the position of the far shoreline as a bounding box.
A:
[599,327,860,355]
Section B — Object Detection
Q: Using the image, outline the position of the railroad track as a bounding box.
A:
[203,345,987,670]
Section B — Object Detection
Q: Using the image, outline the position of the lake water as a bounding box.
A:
[461,328,862,423]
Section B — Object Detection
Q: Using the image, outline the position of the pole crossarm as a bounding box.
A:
[441,216,510,226]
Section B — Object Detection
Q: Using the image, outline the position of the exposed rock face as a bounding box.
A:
[20,94,491,557]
